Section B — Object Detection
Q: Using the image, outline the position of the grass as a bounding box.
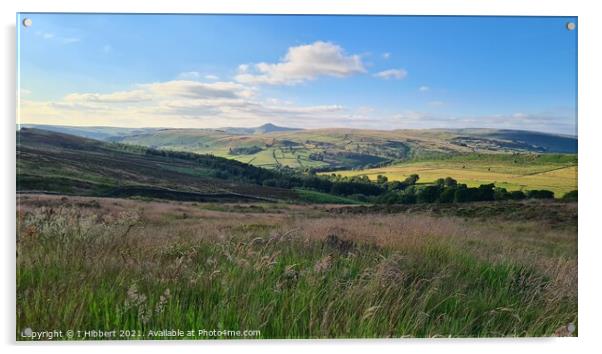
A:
[294,188,363,204]
[17,195,577,339]
[333,154,577,197]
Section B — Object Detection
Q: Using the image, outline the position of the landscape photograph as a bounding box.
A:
[16,14,577,339]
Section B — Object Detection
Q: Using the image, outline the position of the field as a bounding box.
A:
[28,124,578,171]
[334,154,578,196]
[17,194,577,339]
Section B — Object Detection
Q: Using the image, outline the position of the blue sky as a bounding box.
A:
[17,14,577,134]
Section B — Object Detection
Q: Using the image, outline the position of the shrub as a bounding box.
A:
[444,177,458,187]
[526,189,555,199]
[477,183,495,201]
[417,185,442,203]
[438,187,456,203]
[509,190,526,200]
[561,190,578,202]
[494,187,510,201]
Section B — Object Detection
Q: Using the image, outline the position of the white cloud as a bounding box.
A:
[140,80,255,99]
[178,72,220,81]
[177,71,202,80]
[234,41,366,85]
[419,85,430,92]
[374,69,408,80]
[382,52,391,60]
[36,31,80,44]
[18,79,357,129]
[64,89,152,103]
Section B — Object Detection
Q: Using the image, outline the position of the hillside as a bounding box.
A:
[334,153,577,197]
[22,124,577,171]
[16,128,299,202]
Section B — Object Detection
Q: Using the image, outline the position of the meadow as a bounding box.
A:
[334,154,578,197]
[17,194,577,339]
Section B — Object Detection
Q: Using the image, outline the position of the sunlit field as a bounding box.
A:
[333,157,577,197]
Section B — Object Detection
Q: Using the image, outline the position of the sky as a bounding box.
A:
[17,14,577,135]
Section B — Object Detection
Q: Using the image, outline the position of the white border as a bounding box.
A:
[2,1,601,353]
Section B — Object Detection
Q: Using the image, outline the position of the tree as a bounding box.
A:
[376,174,388,185]
[561,190,578,202]
[526,190,554,199]
[417,185,442,203]
[477,183,495,201]
[494,187,510,201]
[399,192,417,204]
[509,190,526,200]
[439,187,456,203]
[453,184,471,203]
[403,174,420,186]
[444,177,458,187]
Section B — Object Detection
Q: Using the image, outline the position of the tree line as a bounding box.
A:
[138,146,576,204]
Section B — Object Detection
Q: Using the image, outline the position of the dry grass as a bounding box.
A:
[16,194,577,339]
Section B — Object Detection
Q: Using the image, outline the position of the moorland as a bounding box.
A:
[16,125,578,339]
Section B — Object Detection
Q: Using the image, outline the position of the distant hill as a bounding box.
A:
[219,123,302,135]
[18,124,160,141]
[16,128,299,202]
[20,125,577,171]
[446,129,577,154]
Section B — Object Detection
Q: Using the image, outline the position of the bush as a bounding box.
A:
[526,190,555,199]
[494,187,510,201]
[444,177,458,187]
[377,191,402,205]
[438,187,456,203]
[399,192,417,204]
[561,190,578,202]
[454,185,471,203]
[509,190,526,200]
[417,185,442,203]
[477,183,495,201]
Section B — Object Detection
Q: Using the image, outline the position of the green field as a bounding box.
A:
[36,125,574,171]
[333,154,578,196]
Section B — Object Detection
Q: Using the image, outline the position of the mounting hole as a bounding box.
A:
[566,22,576,31]
[22,18,32,27]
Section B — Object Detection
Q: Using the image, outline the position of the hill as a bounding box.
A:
[16,128,300,202]
[219,123,302,135]
[21,125,577,171]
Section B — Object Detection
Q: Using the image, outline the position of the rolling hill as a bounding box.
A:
[21,124,577,171]
[16,128,301,202]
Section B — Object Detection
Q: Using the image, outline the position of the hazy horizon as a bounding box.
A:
[19,122,578,137]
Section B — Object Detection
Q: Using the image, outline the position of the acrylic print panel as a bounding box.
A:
[16,13,577,340]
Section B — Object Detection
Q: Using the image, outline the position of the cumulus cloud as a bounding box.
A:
[234,41,366,85]
[18,79,357,129]
[64,89,152,103]
[374,69,408,80]
[140,80,255,99]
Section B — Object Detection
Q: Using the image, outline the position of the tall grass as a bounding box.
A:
[16,197,577,339]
